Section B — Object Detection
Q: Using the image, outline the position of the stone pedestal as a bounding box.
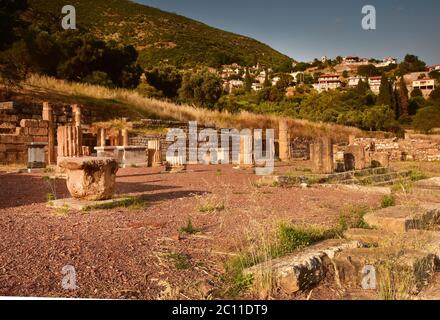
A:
[148,139,162,167]
[94,146,117,158]
[116,146,148,168]
[310,137,334,174]
[58,157,119,201]
[165,155,186,172]
[279,119,290,161]
[27,142,47,169]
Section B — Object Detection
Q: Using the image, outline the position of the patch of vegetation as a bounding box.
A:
[42,175,58,200]
[337,205,371,232]
[197,200,225,213]
[409,170,429,182]
[391,179,414,194]
[380,195,396,208]
[165,252,191,270]
[277,224,333,255]
[54,204,70,216]
[219,223,335,298]
[83,197,146,211]
[180,218,200,235]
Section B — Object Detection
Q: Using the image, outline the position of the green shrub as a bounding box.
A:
[338,205,370,231]
[180,218,199,234]
[380,195,396,208]
[165,252,190,270]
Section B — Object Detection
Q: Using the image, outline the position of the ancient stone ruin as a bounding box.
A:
[58,157,119,201]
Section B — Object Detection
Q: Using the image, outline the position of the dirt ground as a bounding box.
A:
[0,162,386,299]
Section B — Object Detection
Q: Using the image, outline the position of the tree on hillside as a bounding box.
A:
[430,87,440,101]
[263,70,271,88]
[413,106,440,133]
[398,54,427,75]
[377,75,393,107]
[411,87,423,98]
[0,0,28,51]
[178,69,223,108]
[244,68,252,92]
[396,77,409,116]
[363,105,397,131]
[358,64,380,77]
[356,79,370,95]
[146,64,182,98]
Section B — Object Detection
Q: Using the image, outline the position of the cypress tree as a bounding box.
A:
[244,68,252,92]
[397,76,409,116]
[378,74,392,106]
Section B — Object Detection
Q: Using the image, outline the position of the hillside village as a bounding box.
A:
[219,56,439,98]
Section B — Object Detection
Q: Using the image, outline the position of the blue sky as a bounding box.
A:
[135,0,440,65]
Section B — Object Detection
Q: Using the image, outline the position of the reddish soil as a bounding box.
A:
[0,164,384,299]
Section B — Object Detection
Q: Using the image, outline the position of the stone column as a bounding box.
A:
[72,104,82,127]
[239,133,254,168]
[279,119,290,161]
[148,139,162,167]
[42,102,56,164]
[100,128,106,147]
[348,135,356,145]
[310,137,334,174]
[122,129,129,147]
[57,125,83,158]
[321,137,334,174]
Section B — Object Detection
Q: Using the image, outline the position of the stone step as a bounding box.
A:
[370,177,411,187]
[243,239,361,294]
[344,228,440,258]
[325,167,391,183]
[333,247,436,293]
[341,171,411,186]
[363,203,440,233]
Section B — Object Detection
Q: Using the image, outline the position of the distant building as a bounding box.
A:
[368,76,382,94]
[344,56,360,64]
[313,74,341,92]
[343,56,369,65]
[251,83,263,91]
[374,57,398,68]
[255,70,267,84]
[428,65,440,72]
[348,76,367,87]
[412,78,436,97]
[272,76,281,86]
[223,79,244,93]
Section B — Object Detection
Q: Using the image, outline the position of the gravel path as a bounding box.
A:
[0,164,383,299]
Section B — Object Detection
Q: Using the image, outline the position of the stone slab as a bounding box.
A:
[364,203,440,233]
[414,177,440,190]
[48,197,132,211]
[344,228,440,258]
[243,239,361,293]
[333,247,436,293]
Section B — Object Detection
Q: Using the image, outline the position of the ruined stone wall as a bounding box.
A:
[353,137,440,161]
[0,119,49,164]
